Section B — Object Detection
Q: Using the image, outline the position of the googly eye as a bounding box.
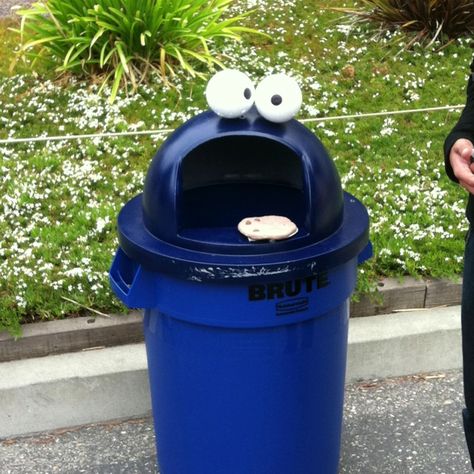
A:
[254,74,302,123]
[205,70,255,119]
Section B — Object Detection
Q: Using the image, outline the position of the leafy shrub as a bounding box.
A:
[13,0,259,101]
[334,0,474,47]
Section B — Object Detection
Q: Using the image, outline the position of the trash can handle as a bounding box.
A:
[358,241,373,265]
[110,249,133,297]
[109,248,158,308]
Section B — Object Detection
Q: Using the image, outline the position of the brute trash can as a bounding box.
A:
[110,84,371,474]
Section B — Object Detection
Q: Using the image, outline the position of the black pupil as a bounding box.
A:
[271,94,282,106]
[244,88,252,100]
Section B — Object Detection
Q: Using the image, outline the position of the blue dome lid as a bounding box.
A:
[116,108,370,281]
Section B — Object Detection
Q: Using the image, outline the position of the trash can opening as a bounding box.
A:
[179,135,306,244]
[140,108,345,256]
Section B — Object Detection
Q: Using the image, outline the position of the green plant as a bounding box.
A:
[333,0,474,48]
[13,0,260,101]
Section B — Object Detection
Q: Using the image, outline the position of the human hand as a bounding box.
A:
[449,138,474,194]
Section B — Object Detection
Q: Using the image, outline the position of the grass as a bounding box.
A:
[0,0,472,335]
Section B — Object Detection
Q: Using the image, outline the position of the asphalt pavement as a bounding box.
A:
[0,0,33,17]
[0,369,470,474]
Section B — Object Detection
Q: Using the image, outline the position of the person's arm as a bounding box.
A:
[444,59,474,192]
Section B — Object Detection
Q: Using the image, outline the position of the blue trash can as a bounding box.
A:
[110,106,371,474]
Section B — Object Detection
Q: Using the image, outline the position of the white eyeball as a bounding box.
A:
[205,69,255,119]
[254,74,302,123]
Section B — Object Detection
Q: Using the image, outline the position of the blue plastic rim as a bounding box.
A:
[110,254,360,328]
[115,192,370,286]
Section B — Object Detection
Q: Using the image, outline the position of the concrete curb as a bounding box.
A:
[347,305,462,381]
[0,344,152,439]
[0,305,462,439]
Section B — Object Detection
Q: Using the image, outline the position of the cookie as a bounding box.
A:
[238,215,298,241]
